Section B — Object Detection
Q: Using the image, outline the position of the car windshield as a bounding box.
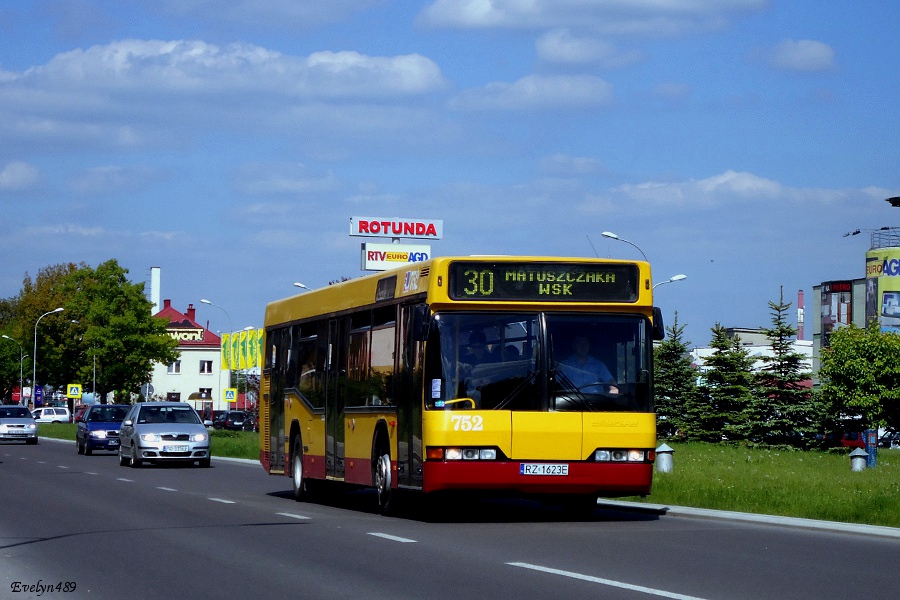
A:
[138,406,201,425]
[88,406,129,422]
[0,406,32,418]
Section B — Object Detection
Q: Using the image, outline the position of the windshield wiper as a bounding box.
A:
[493,370,539,410]
[551,369,595,411]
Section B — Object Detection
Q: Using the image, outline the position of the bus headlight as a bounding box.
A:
[594,449,648,462]
[428,447,500,461]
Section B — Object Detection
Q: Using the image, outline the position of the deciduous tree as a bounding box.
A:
[819,322,900,431]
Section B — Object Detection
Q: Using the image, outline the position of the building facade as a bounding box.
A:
[149,299,230,419]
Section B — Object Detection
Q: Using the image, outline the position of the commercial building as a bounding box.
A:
[148,299,229,420]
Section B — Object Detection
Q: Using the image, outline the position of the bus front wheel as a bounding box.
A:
[292,437,309,501]
[373,446,394,514]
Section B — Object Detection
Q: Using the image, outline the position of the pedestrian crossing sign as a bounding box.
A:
[67,384,82,399]
[224,388,237,403]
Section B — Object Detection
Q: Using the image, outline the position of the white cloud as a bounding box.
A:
[148,0,380,29]
[69,165,161,195]
[234,163,343,196]
[575,170,863,216]
[653,82,692,100]
[0,161,39,192]
[537,29,643,67]
[17,41,445,100]
[579,170,785,212]
[0,40,447,152]
[450,74,613,110]
[539,154,609,176]
[419,0,767,35]
[768,39,836,72]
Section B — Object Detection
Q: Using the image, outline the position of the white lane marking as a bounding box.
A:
[367,533,417,543]
[58,465,69,469]
[209,498,236,504]
[507,563,709,600]
[277,513,311,520]
[86,472,98,475]
[116,478,133,482]
[157,487,178,492]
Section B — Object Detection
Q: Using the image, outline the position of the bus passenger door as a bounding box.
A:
[326,318,349,479]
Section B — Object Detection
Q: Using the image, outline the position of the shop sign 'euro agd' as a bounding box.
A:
[350,217,443,240]
[361,242,431,271]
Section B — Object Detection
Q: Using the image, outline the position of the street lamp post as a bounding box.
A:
[601,231,648,262]
[653,274,688,290]
[33,307,64,407]
[2,335,25,405]
[200,298,233,410]
[200,299,233,335]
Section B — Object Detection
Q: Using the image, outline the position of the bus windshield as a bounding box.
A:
[426,312,652,413]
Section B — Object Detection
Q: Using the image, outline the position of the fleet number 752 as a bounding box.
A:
[450,415,484,431]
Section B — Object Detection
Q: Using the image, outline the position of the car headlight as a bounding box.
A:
[191,432,208,442]
[27,423,36,431]
[90,430,108,439]
[140,433,161,442]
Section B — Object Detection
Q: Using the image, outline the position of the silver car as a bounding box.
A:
[118,402,211,468]
[0,405,38,444]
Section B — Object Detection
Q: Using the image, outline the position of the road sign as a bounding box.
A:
[67,384,83,399]
[224,388,237,403]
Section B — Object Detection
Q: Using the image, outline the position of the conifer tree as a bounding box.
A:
[685,323,755,442]
[653,311,698,438]
[747,287,817,447]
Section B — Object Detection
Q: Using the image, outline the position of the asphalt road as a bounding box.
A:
[1,439,897,600]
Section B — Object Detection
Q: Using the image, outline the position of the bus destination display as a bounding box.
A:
[448,262,639,302]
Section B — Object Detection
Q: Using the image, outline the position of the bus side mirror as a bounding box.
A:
[652,307,665,341]
[411,304,431,341]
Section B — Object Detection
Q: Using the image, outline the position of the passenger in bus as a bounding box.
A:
[557,335,619,394]
[461,331,497,365]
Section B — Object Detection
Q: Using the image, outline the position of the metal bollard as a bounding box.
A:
[656,443,674,473]
[850,448,868,472]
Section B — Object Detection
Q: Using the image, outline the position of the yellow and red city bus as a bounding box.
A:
[259,256,663,513]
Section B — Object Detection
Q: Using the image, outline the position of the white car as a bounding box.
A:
[118,402,211,468]
[0,405,38,444]
[31,406,71,423]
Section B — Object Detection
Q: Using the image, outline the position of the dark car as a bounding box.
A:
[879,430,900,449]
[213,410,249,431]
[73,405,89,423]
[76,404,129,455]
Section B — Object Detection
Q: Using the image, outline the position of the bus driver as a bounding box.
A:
[557,335,619,394]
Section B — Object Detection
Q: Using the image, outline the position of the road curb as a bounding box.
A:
[598,499,900,539]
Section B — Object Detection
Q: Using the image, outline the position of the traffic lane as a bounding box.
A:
[0,443,609,599]
[3,441,899,600]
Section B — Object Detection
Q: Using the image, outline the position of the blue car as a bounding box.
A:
[76,404,129,455]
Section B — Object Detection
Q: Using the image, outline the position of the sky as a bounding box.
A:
[1,0,899,348]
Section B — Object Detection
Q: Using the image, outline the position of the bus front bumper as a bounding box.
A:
[422,460,653,496]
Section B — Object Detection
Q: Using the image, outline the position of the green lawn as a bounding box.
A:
[37,425,899,528]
